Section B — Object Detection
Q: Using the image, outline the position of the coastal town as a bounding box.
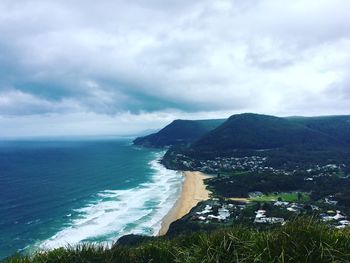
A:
[169,153,346,176]
[172,192,350,233]
[163,152,350,235]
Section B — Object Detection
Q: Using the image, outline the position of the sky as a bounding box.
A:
[0,0,350,137]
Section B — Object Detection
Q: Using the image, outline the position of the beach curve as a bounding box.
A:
[158,171,212,236]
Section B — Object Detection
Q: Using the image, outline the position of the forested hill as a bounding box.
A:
[134,113,350,153]
[189,113,346,153]
[133,119,225,148]
[288,115,350,145]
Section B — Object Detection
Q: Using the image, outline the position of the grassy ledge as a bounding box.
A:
[5,217,350,263]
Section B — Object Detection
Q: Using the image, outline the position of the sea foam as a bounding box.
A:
[40,153,183,249]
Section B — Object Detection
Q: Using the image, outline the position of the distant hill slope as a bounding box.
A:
[133,119,225,148]
[288,115,350,145]
[190,113,343,153]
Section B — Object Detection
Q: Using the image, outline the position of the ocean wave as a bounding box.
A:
[39,152,183,249]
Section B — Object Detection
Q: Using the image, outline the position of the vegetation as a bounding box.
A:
[7,114,350,262]
[133,119,225,148]
[6,218,350,263]
[288,115,350,145]
[120,113,350,262]
[250,192,310,202]
[206,171,350,209]
[133,114,350,150]
[190,113,345,153]
[207,172,306,198]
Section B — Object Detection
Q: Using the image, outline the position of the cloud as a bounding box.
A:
[0,89,83,115]
[0,0,349,136]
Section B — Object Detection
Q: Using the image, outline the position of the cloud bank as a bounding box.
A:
[0,0,350,136]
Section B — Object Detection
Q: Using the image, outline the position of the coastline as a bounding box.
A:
[158,171,212,236]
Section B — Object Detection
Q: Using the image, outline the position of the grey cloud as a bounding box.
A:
[0,0,349,126]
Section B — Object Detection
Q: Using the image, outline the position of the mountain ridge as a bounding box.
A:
[133,118,225,148]
[133,113,350,155]
[190,113,345,153]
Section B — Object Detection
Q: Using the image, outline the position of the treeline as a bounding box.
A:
[207,171,350,208]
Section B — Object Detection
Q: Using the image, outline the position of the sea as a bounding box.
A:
[0,138,183,259]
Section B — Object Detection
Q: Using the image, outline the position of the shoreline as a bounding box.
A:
[157,171,212,236]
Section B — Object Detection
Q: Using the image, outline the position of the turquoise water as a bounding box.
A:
[0,138,182,259]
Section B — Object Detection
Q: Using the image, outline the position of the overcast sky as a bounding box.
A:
[0,0,350,137]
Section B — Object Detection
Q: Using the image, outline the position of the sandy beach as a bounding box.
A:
[158,171,211,236]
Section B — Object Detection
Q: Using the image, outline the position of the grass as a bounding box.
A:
[250,192,310,202]
[5,217,350,263]
[228,197,251,203]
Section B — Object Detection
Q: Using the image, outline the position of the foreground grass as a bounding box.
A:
[5,218,350,263]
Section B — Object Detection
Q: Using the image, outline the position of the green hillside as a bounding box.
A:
[133,119,225,148]
[288,115,350,144]
[6,218,350,263]
[190,113,343,153]
[134,114,350,150]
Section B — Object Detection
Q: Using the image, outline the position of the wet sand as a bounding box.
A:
[158,171,211,236]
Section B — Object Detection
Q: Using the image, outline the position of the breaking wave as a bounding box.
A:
[39,153,183,249]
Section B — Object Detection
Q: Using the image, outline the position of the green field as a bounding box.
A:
[250,192,310,202]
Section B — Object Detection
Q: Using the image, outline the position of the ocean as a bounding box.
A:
[0,138,183,259]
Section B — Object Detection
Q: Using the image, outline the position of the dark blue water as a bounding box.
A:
[0,139,182,259]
